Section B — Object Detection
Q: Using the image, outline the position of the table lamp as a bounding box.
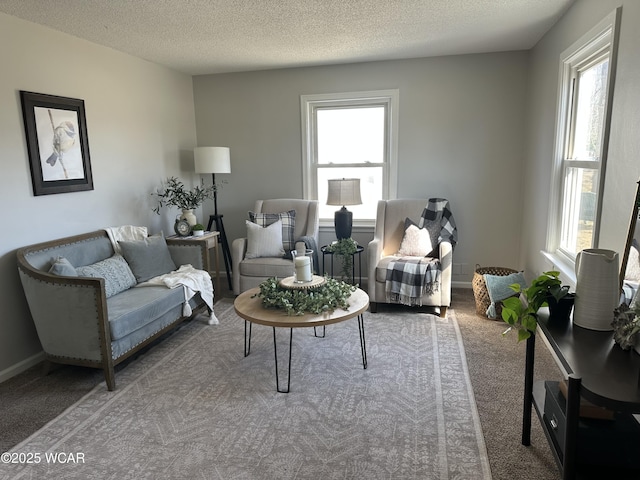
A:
[327,178,362,239]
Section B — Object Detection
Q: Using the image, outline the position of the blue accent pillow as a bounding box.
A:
[76,254,137,297]
[483,272,526,319]
[118,234,177,283]
[48,256,78,276]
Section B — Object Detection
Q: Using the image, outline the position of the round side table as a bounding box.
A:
[321,244,364,286]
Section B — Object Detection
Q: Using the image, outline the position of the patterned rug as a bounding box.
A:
[3,300,491,480]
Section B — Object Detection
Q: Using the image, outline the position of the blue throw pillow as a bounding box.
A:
[48,256,78,276]
[76,254,137,298]
[118,234,177,283]
[483,272,526,319]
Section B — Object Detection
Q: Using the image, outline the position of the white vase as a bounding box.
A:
[574,249,619,331]
[180,209,197,227]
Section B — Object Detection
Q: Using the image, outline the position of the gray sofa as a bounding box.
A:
[17,230,210,390]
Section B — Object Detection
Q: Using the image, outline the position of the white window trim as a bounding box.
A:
[544,7,621,276]
[300,89,399,227]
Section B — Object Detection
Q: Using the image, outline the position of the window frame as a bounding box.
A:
[545,8,620,273]
[300,89,399,227]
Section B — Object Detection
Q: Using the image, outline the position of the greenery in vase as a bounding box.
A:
[501,271,570,341]
[325,237,358,283]
[253,276,357,316]
[152,177,216,214]
[192,223,205,231]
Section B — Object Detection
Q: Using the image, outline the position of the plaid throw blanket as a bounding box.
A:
[385,198,457,306]
[421,198,458,249]
[386,257,441,306]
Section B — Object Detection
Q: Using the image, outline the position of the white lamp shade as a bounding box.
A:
[326,178,362,206]
[194,147,231,174]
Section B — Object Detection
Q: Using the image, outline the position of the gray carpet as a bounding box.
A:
[2,300,491,480]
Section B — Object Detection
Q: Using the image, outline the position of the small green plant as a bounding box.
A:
[325,238,358,282]
[152,177,215,213]
[192,223,205,231]
[501,271,570,341]
[253,276,356,315]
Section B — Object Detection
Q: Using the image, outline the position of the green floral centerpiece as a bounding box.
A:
[152,177,216,213]
[254,277,356,316]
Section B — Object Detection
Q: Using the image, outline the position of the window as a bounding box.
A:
[547,9,620,263]
[301,90,398,224]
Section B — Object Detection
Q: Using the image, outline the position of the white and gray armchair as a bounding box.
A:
[367,198,456,317]
[232,199,320,295]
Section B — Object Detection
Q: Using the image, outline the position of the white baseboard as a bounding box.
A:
[0,351,45,384]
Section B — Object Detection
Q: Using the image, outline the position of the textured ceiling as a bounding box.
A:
[0,0,575,75]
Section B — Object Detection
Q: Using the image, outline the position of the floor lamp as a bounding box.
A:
[194,146,232,289]
[326,178,362,240]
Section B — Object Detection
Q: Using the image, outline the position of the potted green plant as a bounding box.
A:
[192,223,205,237]
[501,271,573,341]
[325,237,358,283]
[152,177,216,225]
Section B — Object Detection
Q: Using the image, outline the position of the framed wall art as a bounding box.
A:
[20,91,94,196]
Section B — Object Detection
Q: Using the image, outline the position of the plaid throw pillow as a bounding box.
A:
[249,209,296,255]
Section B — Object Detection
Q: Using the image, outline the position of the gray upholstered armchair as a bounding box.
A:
[367,198,456,317]
[232,199,320,295]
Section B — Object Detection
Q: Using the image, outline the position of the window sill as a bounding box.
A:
[319,220,375,231]
[540,250,577,286]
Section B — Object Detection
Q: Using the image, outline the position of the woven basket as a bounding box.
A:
[472,265,518,318]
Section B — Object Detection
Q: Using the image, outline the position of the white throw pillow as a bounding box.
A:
[397,224,433,257]
[245,219,286,259]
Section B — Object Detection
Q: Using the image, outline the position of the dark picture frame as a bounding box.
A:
[20,91,93,196]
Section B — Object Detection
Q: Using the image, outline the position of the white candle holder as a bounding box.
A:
[292,249,314,283]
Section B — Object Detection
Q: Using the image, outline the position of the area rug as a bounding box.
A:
[3,300,492,480]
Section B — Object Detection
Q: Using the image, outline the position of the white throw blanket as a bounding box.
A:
[139,265,218,325]
[105,225,148,255]
[104,226,218,325]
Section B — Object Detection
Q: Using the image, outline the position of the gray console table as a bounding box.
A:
[523,310,640,479]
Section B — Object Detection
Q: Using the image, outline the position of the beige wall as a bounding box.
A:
[193,52,530,281]
[523,0,640,283]
[0,13,198,379]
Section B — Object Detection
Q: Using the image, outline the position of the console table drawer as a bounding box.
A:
[543,381,640,469]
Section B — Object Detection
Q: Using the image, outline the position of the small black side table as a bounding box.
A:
[321,245,364,286]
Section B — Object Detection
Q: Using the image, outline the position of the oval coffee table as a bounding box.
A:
[234,287,369,393]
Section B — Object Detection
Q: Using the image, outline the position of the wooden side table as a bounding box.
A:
[167,231,221,295]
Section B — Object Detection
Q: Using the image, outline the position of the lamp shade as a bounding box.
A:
[326,178,362,206]
[194,147,231,174]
